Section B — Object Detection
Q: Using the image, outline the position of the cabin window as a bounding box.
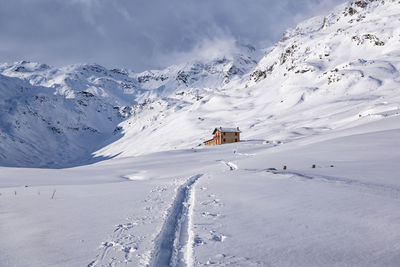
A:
[235,132,237,136]
[223,138,226,142]
[223,132,226,136]
[235,139,238,142]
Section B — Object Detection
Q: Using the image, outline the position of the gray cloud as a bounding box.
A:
[0,0,347,71]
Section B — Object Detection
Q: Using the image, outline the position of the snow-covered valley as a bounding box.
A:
[1,117,400,266]
[1,0,400,266]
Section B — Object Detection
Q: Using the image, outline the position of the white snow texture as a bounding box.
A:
[1,1,400,266]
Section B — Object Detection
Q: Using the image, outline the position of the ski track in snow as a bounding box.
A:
[245,168,400,199]
[150,174,203,267]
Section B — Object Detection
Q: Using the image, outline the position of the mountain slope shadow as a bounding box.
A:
[0,73,133,169]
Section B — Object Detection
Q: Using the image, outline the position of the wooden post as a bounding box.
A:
[51,189,56,199]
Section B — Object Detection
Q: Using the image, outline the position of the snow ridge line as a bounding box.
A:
[258,168,400,199]
[150,174,203,267]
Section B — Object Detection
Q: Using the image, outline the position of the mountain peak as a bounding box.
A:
[249,0,398,84]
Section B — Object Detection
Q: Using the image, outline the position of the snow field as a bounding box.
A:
[1,0,400,266]
[1,114,400,266]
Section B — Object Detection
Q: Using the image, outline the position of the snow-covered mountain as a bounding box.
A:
[0,62,146,167]
[95,0,400,160]
[135,43,258,92]
[0,46,258,167]
[1,0,400,168]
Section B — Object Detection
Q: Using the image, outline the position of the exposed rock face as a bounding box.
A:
[248,0,397,85]
[135,45,258,92]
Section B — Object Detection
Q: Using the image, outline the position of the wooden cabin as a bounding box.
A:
[204,127,241,146]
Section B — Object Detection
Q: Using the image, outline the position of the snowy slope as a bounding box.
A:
[95,0,400,159]
[0,62,146,167]
[0,45,258,167]
[1,115,399,266]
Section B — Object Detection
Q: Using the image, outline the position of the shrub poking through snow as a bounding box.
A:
[51,189,56,199]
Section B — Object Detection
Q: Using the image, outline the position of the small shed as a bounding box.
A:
[204,127,241,146]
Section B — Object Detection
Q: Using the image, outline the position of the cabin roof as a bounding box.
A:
[212,127,241,134]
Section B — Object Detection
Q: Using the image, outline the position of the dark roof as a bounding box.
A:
[212,127,241,134]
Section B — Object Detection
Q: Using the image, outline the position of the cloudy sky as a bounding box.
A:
[0,0,346,71]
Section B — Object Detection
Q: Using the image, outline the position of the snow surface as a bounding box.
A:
[1,0,400,266]
[1,116,400,266]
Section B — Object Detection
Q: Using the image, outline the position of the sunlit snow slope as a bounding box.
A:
[96,0,400,159]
